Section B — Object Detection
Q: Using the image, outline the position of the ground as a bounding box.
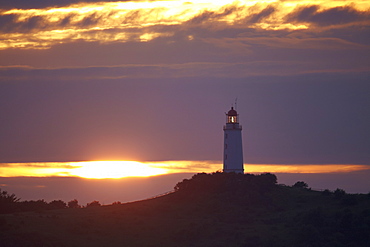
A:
[1,173,369,247]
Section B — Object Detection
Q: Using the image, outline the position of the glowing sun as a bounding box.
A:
[69,161,168,179]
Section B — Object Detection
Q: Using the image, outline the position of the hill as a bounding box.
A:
[1,172,370,247]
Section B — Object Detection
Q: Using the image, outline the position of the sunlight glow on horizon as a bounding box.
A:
[0,161,369,179]
[1,0,368,49]
[69,161,168,179]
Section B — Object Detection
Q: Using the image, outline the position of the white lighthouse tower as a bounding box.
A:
[223,107,244,173]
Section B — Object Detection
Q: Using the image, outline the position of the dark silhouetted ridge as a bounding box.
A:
[1,172,370,247]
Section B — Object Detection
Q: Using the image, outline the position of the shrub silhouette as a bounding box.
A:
[16,199,49,212]
[293,181,308,189]
[334,188,346,199]
[68,199,81,208]
[341,195,358,206]
[49,200,67,209]
[175,172,277,193]
[322,189,332,196]
[86,200,101,208]
[173,172,277,208]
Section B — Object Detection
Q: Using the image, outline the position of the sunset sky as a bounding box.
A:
[0,0,369,203]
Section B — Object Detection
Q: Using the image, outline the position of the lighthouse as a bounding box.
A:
[223,107,244,173]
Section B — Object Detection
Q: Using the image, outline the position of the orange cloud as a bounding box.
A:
[0,0,368,49]
[0,161,368,179]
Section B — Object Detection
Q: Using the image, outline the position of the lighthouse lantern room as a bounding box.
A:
[223,107,244,173]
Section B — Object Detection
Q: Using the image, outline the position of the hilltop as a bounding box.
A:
[1,172,370,247]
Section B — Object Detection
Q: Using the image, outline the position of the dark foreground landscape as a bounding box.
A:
[1,172,370,247]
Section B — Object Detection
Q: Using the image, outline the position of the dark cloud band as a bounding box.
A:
[287,5,370,26]
[0,0,125,10]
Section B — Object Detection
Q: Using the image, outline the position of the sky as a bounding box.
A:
[0,0,369,203]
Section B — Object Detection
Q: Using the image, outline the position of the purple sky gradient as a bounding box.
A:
[0,0,369,198]
[0,75,368,164]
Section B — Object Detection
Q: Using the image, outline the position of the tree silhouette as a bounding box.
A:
[0,189,20,213]
[0,188,20,203]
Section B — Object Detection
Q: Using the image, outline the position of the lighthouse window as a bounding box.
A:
[225,144,227,149]
[225,134,228,139]
[228,116,237,123]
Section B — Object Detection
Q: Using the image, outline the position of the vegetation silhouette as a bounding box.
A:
[293,181,309,189]
[86,200,101,208]
[1,172,370,247]
[67,199,81,209]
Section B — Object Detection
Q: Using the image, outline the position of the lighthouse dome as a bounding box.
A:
[227,107,237,116]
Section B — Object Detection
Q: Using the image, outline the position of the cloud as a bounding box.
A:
[0,20,368,78]
[0,9,118,33]
[186,5,240,25]
[287,5,370,26]
[0,0,124,10]
[0,1,369,167]
[205,35,368,51]
[246,5,276,24]
[2,161,369,178]
[1,59,369,81]
[1,1,368,49]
